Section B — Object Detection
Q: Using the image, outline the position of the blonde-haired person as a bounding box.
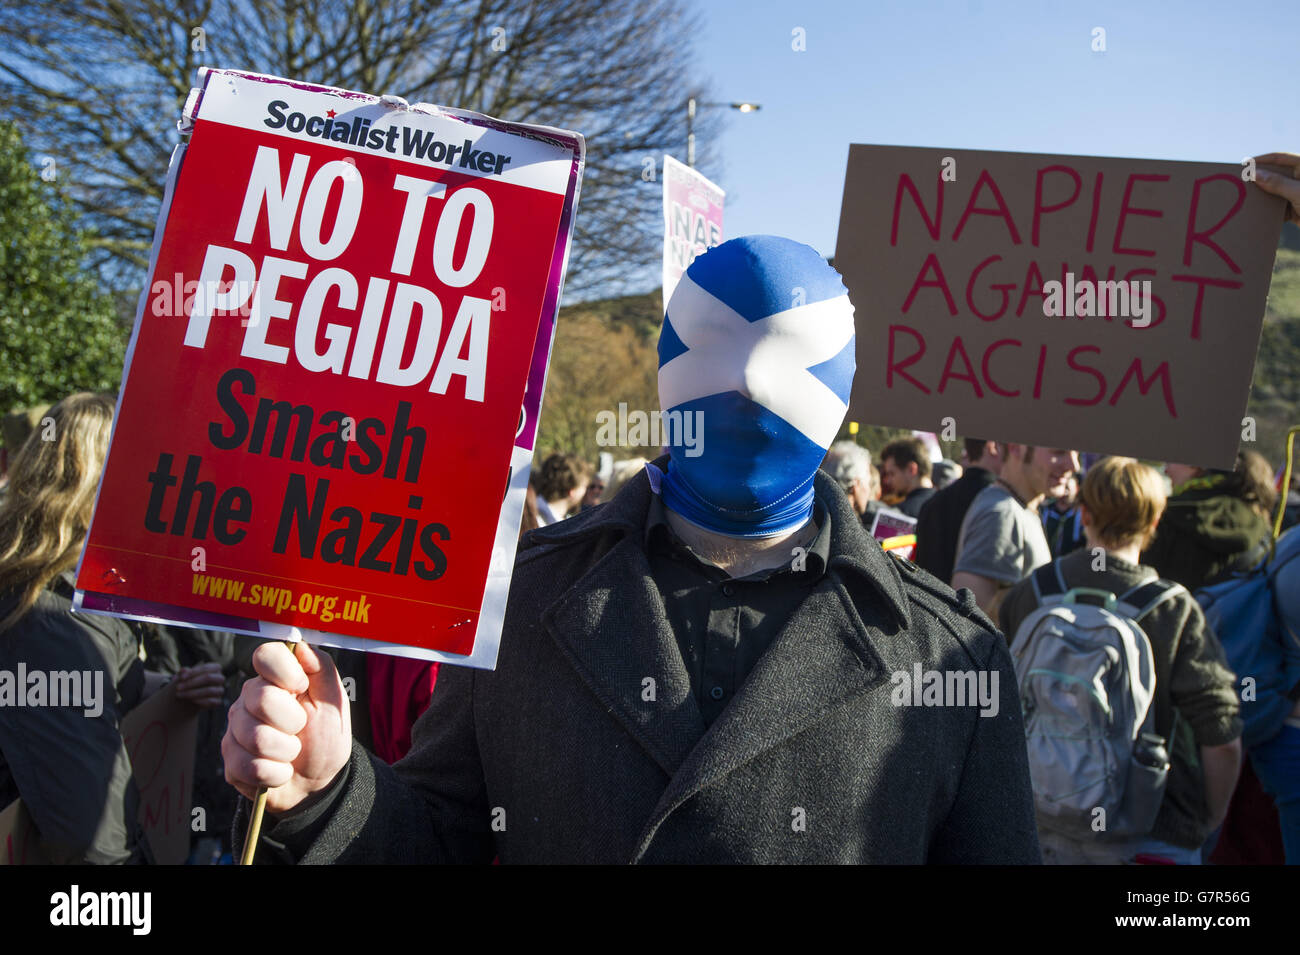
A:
[1000,456,1243,864]
[0,393,223,863]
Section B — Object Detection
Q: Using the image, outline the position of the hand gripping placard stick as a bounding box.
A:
[240,626,304,866]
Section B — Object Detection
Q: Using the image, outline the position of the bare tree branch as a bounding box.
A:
[0,0,723,298]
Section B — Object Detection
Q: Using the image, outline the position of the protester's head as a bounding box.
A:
[1233,450,1278,521]
[879,437,932,496]
[867,463,882,501]
[932,460,962,490]
[822,441,873,517]
[0,393,115,632]
[658,235,855,537]
[601,457,649,504]
[962,438,1002,475]
[1165,453,1277,521]
[581,475,605,510]
[535,451,593,516]
[1053,472,1079,509]
[1078,456,1166,552]
[999,442,1078,500]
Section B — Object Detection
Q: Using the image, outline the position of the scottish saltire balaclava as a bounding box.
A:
[657,235,856,537]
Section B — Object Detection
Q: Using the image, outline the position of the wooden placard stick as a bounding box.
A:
[240,627,304,866]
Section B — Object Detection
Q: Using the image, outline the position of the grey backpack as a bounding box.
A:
[1009,562,1183,841]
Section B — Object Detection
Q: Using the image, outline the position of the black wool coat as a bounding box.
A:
[254,467,1041,864]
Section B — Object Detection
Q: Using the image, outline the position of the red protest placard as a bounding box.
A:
[74,69,583,667]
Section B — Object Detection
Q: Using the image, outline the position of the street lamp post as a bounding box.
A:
[686,97,760,168]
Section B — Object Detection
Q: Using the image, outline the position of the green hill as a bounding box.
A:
[1252,246,1300,463]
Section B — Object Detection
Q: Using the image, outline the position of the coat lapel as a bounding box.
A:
[542,533,707,778]
[528,463,915,862]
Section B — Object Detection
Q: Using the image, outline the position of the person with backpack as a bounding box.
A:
[1197,439,1300,864]
[999,456,1243,864]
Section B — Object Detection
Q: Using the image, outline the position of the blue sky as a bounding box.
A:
[688,0,1298,262]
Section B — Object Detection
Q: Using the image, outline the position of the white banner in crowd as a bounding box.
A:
[662,155,724,310]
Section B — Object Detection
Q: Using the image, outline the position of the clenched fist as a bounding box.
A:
[222,641,352,814]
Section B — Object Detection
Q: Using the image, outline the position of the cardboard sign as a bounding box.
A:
[662,155,724,309]
[835,145,1287,468]
[0,686,197,865]
[74,69,584,668]
[120,685,199,865]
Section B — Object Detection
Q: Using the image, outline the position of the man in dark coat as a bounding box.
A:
[224,236,1040,864]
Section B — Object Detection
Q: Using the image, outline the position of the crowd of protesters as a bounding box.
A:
[825,435,1300,864]
[4,396,1300,865]
[0,404,705,863]
[0,398,461,863]
[5,219,1300,865]
[3,396,1300,864]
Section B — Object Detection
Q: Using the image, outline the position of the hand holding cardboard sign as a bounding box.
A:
[223,641,351,814]
[1254,152,1300,224]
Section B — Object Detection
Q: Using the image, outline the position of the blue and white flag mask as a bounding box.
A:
[657,235,856,537]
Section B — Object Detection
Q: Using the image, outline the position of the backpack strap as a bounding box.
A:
[1234,537,1272,575]
[1268,527,1300,581]
[1031,560,1067,605]
[1117,577,1184,621]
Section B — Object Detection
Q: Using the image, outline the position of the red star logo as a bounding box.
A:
[326,109,337,119]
